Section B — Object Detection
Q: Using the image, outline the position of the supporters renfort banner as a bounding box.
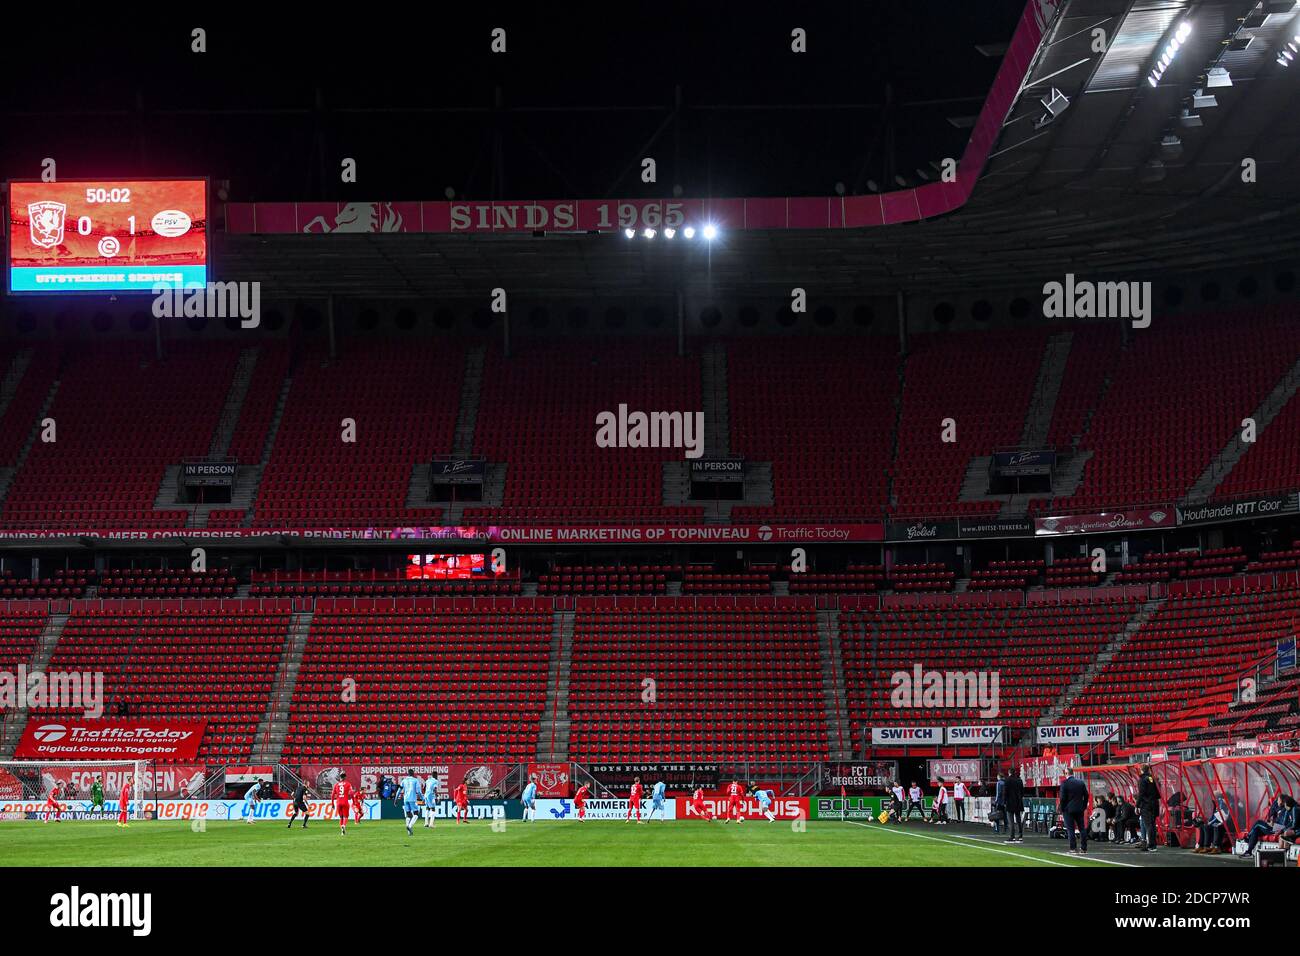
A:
[13,718,206,760]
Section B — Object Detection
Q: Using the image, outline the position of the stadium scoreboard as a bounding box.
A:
[6,178,208,294]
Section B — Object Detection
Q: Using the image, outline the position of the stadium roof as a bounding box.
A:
[207,0,1300,300]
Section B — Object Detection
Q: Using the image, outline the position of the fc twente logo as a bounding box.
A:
[302,202,404,234]
[28,201,67,249]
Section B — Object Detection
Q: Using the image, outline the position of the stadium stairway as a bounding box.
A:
[417,344,505,524]
[660,340,778,522]
[1019,331,1074,448]
[700,341,730,458]
[0,348,35,422]
[153,465,264,529]
[1023,597,1165,747]
[0,374,61,510]
[249,610,314,764]
[240,368,294,527]
[538,607,574,762]
[816,608,854,760]
[0,611,66,760]
[1182,352,1300,504]
[208,347,260,458]
[452,345,487,455]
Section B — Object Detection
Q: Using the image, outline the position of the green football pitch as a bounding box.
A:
[0,819,1116,867]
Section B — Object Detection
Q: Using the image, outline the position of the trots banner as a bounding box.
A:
[927,758,983,784]
[12,718,206,760]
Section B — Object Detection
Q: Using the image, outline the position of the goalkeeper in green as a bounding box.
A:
[91,776,106,817]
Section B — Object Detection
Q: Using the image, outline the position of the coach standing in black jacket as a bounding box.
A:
[1003,769,1025,843]
[1136,765,1161,851]
[1059,770,1090,854]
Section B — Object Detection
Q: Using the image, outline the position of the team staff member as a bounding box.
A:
[1136,764,1161,852]
[952,779,968,821]
[1002,769,1025,843]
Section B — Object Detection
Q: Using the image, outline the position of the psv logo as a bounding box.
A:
[28,201,67,249]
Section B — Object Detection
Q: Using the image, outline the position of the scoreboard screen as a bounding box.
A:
[6,178,208,294]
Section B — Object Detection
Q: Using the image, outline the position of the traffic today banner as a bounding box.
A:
[13,718,206,760]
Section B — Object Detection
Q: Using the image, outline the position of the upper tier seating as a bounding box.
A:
[0,343,238,529]
[727,337,897,522]
[466,341,704,525]
[890,329,1048,518]
[252,342,460,529]
[1045,311,1300,512]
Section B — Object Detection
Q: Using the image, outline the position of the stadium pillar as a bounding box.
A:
[896,291,907,356]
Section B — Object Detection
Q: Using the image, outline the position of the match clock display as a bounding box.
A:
[7,179,208,293]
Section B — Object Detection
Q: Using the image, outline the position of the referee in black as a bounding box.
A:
[287,780,310,829]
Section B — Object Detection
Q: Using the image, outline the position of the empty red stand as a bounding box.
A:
[567,604,829,762]
[891,329,1047,518]
[281,605,551,761]
[682,568,771,594]
[252,342,459,528]
[0,347,59,468]
[95,568,239,598]
[225,342,290,467]
[249,569,521,597]
[841,598,1139,739]
[1045,324,1123,450]
[32,606,289,763]
[0,608,47,726]
[0,343,239,529]
[1062,585,1300,742]
[727,337,897,522]
[467,341,704,524]
[1045,556,1102,587]
[537,565,671,595]
[787,565,885,594]
[1047,311,1300,511]
[969,559,1043,590]
[889,562,955,592]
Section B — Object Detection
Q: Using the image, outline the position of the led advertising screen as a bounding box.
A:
[6,178,208,293]
[405,553,504,580]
